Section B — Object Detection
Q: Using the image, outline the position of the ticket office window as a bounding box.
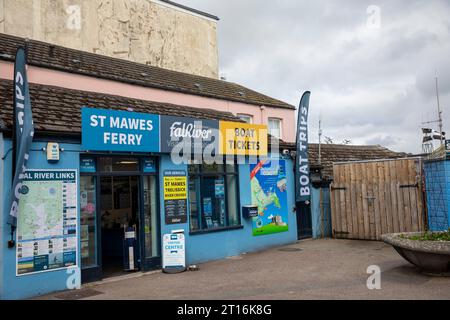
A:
[188,163,241,234]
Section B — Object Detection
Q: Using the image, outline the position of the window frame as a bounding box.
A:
[237,113,254,124]
[188,161,243,235]
[268,117,282,140]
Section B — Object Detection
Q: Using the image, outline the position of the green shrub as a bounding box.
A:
[400,229,450,241]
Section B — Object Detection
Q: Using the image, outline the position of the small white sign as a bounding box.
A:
[163,233,186,269]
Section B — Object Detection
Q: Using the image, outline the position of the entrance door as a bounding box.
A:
[100,176,140,278]
[296,202,312,240]
[80,156,161,283]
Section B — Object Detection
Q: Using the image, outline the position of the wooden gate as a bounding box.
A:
[330,158,426,240]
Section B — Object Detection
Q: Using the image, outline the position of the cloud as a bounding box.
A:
[179,0,450,153]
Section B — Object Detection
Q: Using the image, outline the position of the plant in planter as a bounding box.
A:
[381,229,450,276]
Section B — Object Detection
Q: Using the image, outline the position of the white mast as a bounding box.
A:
[436,72,444,146]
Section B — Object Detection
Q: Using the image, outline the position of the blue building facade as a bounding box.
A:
[0,117,298,299]
[424,160,450,232]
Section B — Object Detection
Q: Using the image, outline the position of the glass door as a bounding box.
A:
[140,175,161,270]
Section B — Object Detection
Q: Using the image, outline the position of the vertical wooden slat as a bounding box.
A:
[372,162,382,240]
[344,164,353,238]
[350,163,359,239]
[365,161,375,240]
[355,163,364,239]
[384,160,394,234]
[416,159,425,231]
[408,160,419,232]
[332,164,342,237]
[339,164,348,238]
[330,179,337,238]
[402,159,413,232]
[395,160,407,232]
[389,160,400,233]
[377,162,388,236]
[361,163,370,240]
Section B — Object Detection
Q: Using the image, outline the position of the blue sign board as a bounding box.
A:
[80,158,96,173]
[143,158,157,173]
[81,108,160,153]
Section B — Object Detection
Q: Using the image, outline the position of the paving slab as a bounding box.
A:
[35,239,450,300]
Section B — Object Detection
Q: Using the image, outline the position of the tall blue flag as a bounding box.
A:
[295,91,311,203]
[8,47,35,228]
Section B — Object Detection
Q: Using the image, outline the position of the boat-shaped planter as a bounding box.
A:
[381,232,450,276]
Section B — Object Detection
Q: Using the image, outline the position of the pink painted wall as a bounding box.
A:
[0,61,296,142]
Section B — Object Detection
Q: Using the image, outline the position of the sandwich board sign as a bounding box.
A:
[162,233,186,274]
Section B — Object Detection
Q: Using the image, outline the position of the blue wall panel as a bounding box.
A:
[424,160,450,231]
[311,186,332,239]
[159,155,298,265]
[1,140,81,299]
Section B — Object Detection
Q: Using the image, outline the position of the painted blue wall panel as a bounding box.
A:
[1,140,81,299]
[311,186,332,239]
[159,155,298,265]
[424,160,450,231]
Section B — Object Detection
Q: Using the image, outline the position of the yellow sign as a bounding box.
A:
[164,176,187,200]
[219,122,268,156]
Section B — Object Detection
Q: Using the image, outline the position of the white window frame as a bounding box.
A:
[268,118,282,140]
[237,114,254,124]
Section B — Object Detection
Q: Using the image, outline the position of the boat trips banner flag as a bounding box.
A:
[295,91,311,203]
[8,46,35,228]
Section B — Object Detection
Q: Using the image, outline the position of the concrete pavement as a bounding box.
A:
[37,239,450,300]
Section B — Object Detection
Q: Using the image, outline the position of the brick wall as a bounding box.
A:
[424,160,450,231]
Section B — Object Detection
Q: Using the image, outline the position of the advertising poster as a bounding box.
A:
[163,234,186,270]
[250,160,289,236]
[164,171,188,225]
[16,170,78,275]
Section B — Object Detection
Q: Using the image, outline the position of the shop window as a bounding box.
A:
[189,163,241,233]
[98,157,139,172]
[80,176,98,269]
[268,118,282,140]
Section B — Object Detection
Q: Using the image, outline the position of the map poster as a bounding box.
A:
[16,170,78,276]
[250,160,289,236]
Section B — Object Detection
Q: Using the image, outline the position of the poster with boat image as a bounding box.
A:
[250,160,288,236]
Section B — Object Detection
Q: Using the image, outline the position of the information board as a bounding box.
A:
[164,171,188,225]
[162,233,186,271]
[16,170,78,276]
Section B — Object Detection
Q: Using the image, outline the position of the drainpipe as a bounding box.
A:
[260,105,266,125]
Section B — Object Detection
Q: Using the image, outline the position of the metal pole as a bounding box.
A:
[436,72,444,146]
[318,117,322,165]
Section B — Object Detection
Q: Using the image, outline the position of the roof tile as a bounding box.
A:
[0,33,295,110]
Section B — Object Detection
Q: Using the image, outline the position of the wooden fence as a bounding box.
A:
[330,158,426,240]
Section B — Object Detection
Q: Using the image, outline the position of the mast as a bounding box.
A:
[318,116,322,165]
[436,72,444,146]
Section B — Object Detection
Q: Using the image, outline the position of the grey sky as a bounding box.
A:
[178,0,450,153]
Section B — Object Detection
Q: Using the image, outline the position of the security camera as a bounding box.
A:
[282,149,290,156]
